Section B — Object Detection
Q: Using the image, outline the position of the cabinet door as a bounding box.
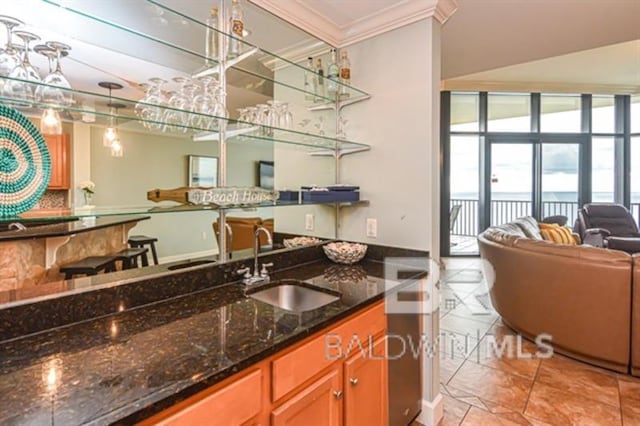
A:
[44,134,70,190]
[156,369,262,426]
[271,367,342,426]
[344,336,388,426]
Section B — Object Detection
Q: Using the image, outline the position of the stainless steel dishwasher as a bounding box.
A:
[387,279,422,425]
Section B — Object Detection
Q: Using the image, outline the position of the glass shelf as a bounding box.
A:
[2,200,370,222]
[35,0,369,102]
[0,76,370,153]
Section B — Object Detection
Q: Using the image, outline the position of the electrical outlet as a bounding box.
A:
[201,231,207,240]
[366,218,377,238]
[305,213,315,231]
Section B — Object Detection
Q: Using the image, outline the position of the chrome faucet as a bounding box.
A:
[8,222,26,231]
[236,226,273,285]
[254,226,272,275]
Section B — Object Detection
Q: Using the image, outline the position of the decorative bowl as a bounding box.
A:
[323,241,367,265]
[283,236,322,248]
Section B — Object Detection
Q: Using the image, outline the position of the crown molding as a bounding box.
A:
[248,0,458,48]
[248,0,341,46]
[441,79,640,95]
[260,38,331,71]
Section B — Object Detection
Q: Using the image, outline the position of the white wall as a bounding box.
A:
[339,19,441,256]
[83,127,273,261]
[273,62,338,239]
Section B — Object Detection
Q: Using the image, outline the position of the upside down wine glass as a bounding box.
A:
[44,41,73,106]
[5,30,41,103]
[0,16,23,79]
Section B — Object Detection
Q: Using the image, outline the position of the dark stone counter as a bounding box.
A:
[0,215,150,242]
[0,254,426,425]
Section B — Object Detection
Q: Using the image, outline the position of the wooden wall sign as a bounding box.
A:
[147,186,279,207]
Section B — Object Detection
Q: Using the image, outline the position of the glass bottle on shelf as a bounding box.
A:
[327,49,339,99]
[205,6,219,64]
[315,58,325,102]
[339,50,351,98]
[228,0,244,59]
[304,57,315,101]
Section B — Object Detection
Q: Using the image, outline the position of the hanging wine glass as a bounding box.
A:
[143,77,168,131]
[4,30,41,103]
[44,41,73,106]
[0,16,23,78]
[33,44,59,103]
[280,102,293,130]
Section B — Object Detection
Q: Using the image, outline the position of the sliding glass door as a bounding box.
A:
[488,138,583,228]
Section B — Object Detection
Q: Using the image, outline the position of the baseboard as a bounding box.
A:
[158,249,218,264]
[416,394,443,426]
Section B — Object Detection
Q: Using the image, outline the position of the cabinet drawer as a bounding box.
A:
[272,301,385,401]
[157,369,262,425]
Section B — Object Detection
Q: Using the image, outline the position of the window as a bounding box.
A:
[450,93,479,132]
[487,93,530,132]
[592,137,615,202]
[592,95,615,134]
[540,94,581,133]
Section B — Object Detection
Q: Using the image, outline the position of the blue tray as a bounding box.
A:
[302,191,360,203]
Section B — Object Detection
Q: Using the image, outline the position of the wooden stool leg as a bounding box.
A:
[141,252,149,267]
[64,272,72,280]
[150,243,159,265]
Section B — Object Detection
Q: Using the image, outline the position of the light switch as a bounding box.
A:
[366,218,377,238]
[305,214,314,231]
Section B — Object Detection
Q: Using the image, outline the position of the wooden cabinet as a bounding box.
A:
[44,134,70,190]
[344,336,388,426]
[146,369,262,426]
[146,301,388,426]
[271,368,342,426]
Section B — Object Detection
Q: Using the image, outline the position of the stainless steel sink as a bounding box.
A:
[248,280,340,312]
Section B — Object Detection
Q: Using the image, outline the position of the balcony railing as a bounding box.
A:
[450,199,640,237]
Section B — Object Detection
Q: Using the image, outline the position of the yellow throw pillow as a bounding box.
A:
[539,223,578,245]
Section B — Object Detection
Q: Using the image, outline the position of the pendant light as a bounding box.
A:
[40,108,62,135]
[98,81,123,148]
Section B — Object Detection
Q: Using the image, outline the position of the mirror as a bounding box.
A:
[0,0,341,307]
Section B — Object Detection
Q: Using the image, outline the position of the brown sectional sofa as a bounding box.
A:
[478,217,639,376]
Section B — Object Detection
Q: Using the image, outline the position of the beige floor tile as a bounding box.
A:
[460,407,526,425]
[439,394,471,426]
[448,360,533,412]
[467,334,541,380]
[537,354,620,408]
[441,314,494,339]
[439,330,479,359]
[444,300,498,325]
[440,353,466,384]
[525,381,622,425]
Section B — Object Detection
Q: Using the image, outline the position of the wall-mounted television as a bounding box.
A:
[258,161,274,189]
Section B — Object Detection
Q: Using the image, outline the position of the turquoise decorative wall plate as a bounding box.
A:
[0,105,51,217]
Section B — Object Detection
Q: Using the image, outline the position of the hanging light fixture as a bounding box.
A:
[98,81,126,157]
[40,108,62,135]
[98,81,124,148]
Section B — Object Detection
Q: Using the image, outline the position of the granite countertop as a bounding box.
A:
[0,215,150,242]
[0,259,413,425]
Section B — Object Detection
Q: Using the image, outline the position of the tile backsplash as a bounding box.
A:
[35,191,68,209]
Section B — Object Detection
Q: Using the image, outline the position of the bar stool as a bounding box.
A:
[59,256,118,280]
[115,247,149,270]
[128,235,159,265]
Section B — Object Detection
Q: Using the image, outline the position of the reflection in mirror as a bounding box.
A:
[0,0,341,309]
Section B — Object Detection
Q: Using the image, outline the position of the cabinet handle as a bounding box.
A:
[333,390,343,400]
[349,377,359,386]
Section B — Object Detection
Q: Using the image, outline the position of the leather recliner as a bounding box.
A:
[575,203,640,253]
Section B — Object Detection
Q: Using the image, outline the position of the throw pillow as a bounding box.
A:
[538,223,578,245]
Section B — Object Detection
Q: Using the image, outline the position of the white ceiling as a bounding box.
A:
[443,40,640,94]
[441,0,640,91]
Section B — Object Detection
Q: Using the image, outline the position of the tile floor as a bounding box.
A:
[433,257,640,425]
